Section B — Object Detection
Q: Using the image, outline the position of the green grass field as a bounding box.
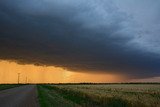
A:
[38,84,160,107]
[0,84,21,91]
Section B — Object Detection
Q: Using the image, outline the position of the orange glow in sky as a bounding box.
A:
[0,60,125,83]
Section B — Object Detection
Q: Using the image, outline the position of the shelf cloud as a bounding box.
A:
[0,0,160,79]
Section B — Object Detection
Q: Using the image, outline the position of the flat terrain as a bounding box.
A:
[0,84,159,107]
[38,84,160,107]
[0,85,39,107]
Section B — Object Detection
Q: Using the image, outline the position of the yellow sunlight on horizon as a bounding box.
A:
[0,60,124,83]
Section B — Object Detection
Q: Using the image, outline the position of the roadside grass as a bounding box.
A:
[37,85,47,107]
[37,85,79,107]
[0,84,21,91]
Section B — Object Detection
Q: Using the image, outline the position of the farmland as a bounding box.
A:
[37,84,160,107]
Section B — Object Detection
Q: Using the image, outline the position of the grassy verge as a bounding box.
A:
[37,85,48,107]
[0,84,22,91]
[37,85,79,107]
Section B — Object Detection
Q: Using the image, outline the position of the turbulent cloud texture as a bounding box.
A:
[0,0,160,78]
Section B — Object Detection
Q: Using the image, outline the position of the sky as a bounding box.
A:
[0,0,160,83]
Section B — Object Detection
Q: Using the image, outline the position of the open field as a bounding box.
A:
[38,84,160,107]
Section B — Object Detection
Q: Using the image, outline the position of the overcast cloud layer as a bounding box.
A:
[0,0,160,79]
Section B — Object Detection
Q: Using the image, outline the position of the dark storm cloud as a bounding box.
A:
[0,0,160,79]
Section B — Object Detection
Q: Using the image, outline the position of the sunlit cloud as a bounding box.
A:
[0,60,125,83]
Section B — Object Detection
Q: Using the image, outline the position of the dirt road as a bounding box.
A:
[0,85,39,107]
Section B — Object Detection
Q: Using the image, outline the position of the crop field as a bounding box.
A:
[37,84,160,107]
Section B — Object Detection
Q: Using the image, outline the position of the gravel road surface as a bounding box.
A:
[0,85,39,107]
